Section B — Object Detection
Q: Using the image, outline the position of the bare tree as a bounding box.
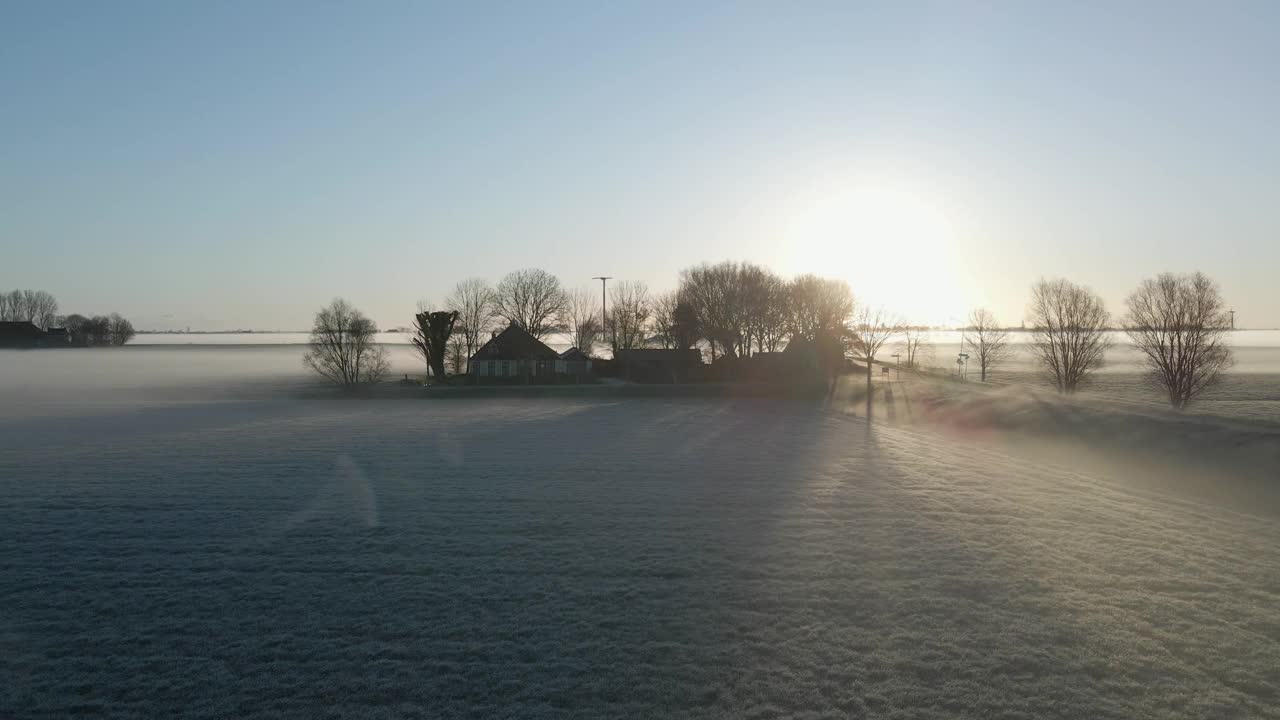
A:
[849,306,902,414]
[679,261,745,359]
[84,316,112,346]
[740,266,789,354]
[108,313,136,345]
[444,278,495,370]
[896,327,933,370]
[411,309,459,383]
[964,309,1011,382]
[609,280,651,352]
[61,314,90,345]
[446,334,468,375]
[493,268,566,340]
[649,291,681,349]
[564,287,601,355]
[2,289,59,329]
[1028,278,1112,393]
[787,275,854,345]
[303,298,390,387]
[1125,272,1234,409]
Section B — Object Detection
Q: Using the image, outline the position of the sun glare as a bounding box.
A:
[782,183,967,324]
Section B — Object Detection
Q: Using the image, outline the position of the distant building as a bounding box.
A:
[43,327,70,345]
[0,321,51,348]
[614,348,703,383]
[469,323,561,380]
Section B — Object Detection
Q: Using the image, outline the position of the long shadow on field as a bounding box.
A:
[2,395,843,720]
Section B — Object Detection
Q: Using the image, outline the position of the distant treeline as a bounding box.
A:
[0,289,136,346]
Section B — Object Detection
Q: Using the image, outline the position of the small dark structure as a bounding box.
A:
[556,347,593,380]
[43,327,70,345]
[0,321,50,348]
[469,323,561,382]
[615,348,703,383]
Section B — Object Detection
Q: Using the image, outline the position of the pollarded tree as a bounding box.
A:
[964,308,1011,381]
[303,298,390,387]
[1125,272,1234,409]
[1028,278,1111,393]
[493,268,566,340]
[411,309,460,383]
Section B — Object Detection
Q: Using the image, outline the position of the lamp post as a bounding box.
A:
[592,276,612,354]
[892,353,901,380]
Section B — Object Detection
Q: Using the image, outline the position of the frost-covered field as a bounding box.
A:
[3,352,1280,718]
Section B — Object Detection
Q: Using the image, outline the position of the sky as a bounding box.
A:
[2,1,1278,330]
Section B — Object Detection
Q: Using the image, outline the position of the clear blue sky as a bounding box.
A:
[3,1,1277,329]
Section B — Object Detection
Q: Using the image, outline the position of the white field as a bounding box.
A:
[2,349,1279,719]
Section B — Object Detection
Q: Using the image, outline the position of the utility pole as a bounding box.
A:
[593,276,612,353]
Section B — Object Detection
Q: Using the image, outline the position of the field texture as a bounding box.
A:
[3,392,1279,719]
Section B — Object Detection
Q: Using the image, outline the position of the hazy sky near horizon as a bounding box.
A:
[3,2,1278,330]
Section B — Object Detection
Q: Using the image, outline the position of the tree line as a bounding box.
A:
[304,267,1236,410]
[0,288,137,346]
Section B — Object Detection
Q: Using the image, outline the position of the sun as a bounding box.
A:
[781,182,967,325]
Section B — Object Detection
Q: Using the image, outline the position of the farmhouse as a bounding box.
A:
[0,321,51,348]
[469,323,560,380]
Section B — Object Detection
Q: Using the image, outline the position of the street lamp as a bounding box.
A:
[891,353,901,380]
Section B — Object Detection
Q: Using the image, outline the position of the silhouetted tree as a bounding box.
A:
[1028,278,1111,393]
[679,261,745,359]
[787,275,854,346]
[303,299,389,387]
[609,280,651,352]
[564,287,601,355]
[84,316,112,346]
[671,297,700,350]
[60,314,90,345]
[446,334,468,375]
[1125,272,1234,409]
[445,278,495,370]
[740,265,788,354]
[849,306,902,415]
[411,309,460,383]
[896,327,933,370]
[108,313,136,346]
[1,289,59,329]
[964,308,1011,381]
[493,268,566,340]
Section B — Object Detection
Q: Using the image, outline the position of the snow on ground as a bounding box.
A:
[3,377,1280,718]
